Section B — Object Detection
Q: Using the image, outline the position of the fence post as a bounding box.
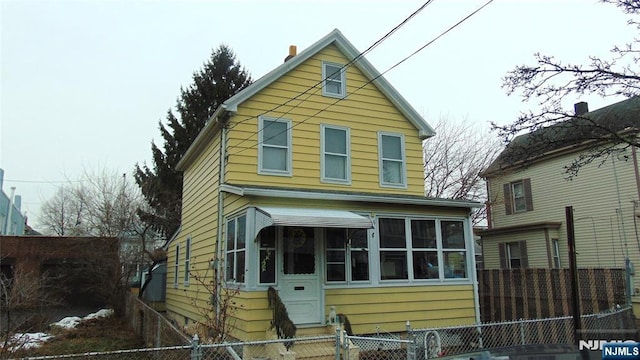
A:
[519,319,526,345]
[335,323,341,360]
[476,322,484,349]
[156,312,162,347]
[190,334,202,360]
[406,321,416,360]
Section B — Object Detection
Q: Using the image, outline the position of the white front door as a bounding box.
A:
[279,227,322,325]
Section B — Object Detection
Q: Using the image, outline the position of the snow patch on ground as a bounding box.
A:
[52,316,82,329]
[10,333,54,350]
[4,309,113,351]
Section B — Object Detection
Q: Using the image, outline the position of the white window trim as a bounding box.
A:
[378,132,407,188]
[325,228,370,284]
[226,214,247,284]
[322,61,346,98]
[376,216,470,283]
[258,116,293,176]
[507,242,520,269]
[184,237,191,286]
[320,124,351,184]
[552,239,561,268]
[511,181,526,213]
[174,244,180,288]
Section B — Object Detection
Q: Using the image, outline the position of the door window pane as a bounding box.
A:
[283,227,315,274]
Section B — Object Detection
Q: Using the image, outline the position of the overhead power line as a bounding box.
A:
[226,0,436,138]
[228,0,495,157]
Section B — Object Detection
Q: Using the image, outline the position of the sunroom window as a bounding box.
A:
[226,215,246,283]
[378,217,468,282]
[325,228,369,283]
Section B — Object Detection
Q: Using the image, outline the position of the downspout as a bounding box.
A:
[216,112,229,320]
[632,147,640,202]
[468,212,482,327]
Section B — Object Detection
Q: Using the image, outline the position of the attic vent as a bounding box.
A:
[574,102,589,116]
[284,45,297,62]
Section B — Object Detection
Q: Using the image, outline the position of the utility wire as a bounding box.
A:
[229,0,494,157]
[226,0,436,136]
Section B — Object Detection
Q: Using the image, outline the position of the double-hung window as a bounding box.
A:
[379,218,408,280]
[552,239,561,268]
[411,220,439,279]
[440,221,467,278]
[325,228,369,283]
[499,241,528,269]
[322,61,346,98]
[174,244,180,288]
[259,116,292,176]
[321,124,350,183]
[379,132,406,187]
[226,215,246,283]
[184,237,191,286]
[504,179,533,214]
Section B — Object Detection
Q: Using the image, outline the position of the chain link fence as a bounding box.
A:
[10,306,636,360]
[123,292,190,347]
[411,305,636,358]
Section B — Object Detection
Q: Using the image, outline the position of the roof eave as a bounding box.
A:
[224,28,434,139]
[238,186,481,209]
[176,106,228,171]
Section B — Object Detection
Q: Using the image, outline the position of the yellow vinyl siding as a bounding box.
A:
[325,285,476,333]
[225,44,425,195]
[166,130,222,322]
[167,37,475,340]
[486,147,640,268]
[226,285,476,340]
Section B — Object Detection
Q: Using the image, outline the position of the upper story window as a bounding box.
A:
[499,241,528,269]
[322,61,346,98]
[321,124,350,183]
[226,214,247,283]
[378,132,406,188]
[504,178,533,214]
[259,116,292,176]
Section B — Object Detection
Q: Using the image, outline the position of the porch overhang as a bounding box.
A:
[254,206,373,240]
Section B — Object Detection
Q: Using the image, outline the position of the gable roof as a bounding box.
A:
[481,96,640,177]
[178,29,434,171]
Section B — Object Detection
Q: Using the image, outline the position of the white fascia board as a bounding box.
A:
[176,106,226,171]
[223,29,344,112]
[162,225,182,250]
[223,29,435,139]
[241,187,481,209]
[220,183,245,196]
[331,35,435,140]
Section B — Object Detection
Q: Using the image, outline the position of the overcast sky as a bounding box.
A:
[0,0,635,228]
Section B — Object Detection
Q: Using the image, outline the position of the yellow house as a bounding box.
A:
[166,29,481,341]
[479,97,640,273]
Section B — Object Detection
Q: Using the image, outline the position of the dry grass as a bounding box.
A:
[11,316,144,357]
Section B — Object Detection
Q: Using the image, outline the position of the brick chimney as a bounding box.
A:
[574,101,589,116]
[284,45,297,62]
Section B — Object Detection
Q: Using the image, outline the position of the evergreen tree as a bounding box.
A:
[135,45,252,236]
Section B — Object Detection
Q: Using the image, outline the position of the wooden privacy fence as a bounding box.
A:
[477,268,627,322]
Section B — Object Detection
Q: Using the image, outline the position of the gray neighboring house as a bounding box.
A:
[0,169,26,236]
